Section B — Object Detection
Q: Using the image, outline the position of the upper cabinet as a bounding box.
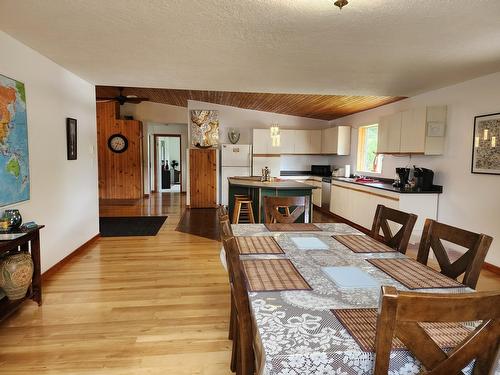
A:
[253,126,350,155]
[252,128,281,154]
[377,106,447,155]
[321,126,351,155]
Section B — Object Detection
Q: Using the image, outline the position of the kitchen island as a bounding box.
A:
[227,177,318,223]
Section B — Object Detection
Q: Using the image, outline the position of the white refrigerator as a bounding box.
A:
[220,144,252,205]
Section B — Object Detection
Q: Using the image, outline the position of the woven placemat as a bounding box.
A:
[333,234,397,253]
[331,308,471,352]
[237,236,284,255]
[241,259,312,292]
[367,258,463,289]
[264,223,321,232]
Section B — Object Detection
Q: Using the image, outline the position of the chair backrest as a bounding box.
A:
[374,285,500,375]
[416,219,493,289]
[222,236,255,374]
[217,205,232,240]
[371,204,417,254]
[263,196,310,224]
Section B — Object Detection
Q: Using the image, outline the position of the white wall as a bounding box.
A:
[330,72,500,267]
[187,100,331,144]
[121,101,187,124]
[0,31,98,272]
[281,155,337,172]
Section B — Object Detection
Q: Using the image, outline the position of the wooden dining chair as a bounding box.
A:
[263,196,310,224]
[416,219,493,289]
[374,285,500,374]
[223,236,257,375]
[371,204,417,254]
[217,212,240,372]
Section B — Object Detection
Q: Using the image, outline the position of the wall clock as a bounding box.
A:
[108,134,128,153]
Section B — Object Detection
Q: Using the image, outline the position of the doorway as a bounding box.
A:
[153,134,182,193]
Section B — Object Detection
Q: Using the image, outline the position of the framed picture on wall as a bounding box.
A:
[471,112,500,175]
[66,118,77,160]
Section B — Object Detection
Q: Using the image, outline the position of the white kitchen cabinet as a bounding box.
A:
[280,130,295,153]
[309,130,322,154]
[377,112,402,153]
[377,106,446,155]
[322,127,338,154]
[321,126,351,155]
[252,129,280,155]
[330,180,438,241]
[400,108,426,153]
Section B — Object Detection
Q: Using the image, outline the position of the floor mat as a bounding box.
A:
[99,216,167,237]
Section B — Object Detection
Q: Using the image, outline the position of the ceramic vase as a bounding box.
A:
[3,209,22,230]
[0,252,34,300]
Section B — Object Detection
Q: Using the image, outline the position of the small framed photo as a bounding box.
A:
[66,118,77,160]
[471,112,500,175]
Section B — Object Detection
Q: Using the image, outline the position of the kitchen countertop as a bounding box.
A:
[332,177,443,194]
[228,177,318,190]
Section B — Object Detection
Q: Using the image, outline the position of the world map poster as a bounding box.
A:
[0,74,29,207]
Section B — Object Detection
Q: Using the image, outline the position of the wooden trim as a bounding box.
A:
[42,234,100,282]
[153,134,182,193]
[483,262,500,275]
[332,182,400,202]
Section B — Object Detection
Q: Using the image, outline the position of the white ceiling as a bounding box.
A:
[1,0,500,97]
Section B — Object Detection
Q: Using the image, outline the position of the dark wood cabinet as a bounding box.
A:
[0,226,44,322]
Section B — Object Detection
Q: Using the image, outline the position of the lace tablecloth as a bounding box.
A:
[230,223,498,375]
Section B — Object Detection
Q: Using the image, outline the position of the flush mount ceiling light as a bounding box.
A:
[334,0,349,10]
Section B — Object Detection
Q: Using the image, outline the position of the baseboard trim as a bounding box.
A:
[42,234,100,282]
[483,262,500,275]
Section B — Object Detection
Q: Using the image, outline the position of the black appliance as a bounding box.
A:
[413,167,434,190]
[311,165,331,177]
[393,167,410,188]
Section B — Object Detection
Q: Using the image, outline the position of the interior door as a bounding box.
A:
[189,148,217,208]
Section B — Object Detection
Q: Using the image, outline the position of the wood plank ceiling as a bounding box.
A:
[96,86,405,121]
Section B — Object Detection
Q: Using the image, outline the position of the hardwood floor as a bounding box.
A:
[1,193,232,375]
[0,194,498,374]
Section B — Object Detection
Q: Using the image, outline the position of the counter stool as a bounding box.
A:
[233,196,255,224]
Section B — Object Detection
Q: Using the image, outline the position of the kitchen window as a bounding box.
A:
[357,124,383,173]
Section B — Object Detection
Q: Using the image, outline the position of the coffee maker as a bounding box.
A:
[393,167,410,188]
[413,167,434,190]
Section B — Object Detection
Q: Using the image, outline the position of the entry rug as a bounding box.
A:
[99,216,167,237]
[236,236,284,255]
[367,258,463,289]
[241,259,312,292]
[264,223,321,232]
[331,308,471,352]
[333,234,397,253]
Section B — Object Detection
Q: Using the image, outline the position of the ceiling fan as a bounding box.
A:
[96,87,149,105]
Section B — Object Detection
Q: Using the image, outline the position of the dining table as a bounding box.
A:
[229,222,499,375]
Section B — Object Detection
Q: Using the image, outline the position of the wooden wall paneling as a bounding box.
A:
[96,102,143,199]
[189,148,216,208]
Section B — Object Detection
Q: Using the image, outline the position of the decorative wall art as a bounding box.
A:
[0,74,30,207]
[472,112,500,175]
[228,128,241,144]
[190,110,219,148]
[66,118,77,160]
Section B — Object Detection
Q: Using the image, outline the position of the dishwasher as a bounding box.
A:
[321,177,332,209]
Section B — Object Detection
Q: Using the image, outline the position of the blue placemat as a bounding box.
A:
[291,237,329,250]
[322,266,380,288]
